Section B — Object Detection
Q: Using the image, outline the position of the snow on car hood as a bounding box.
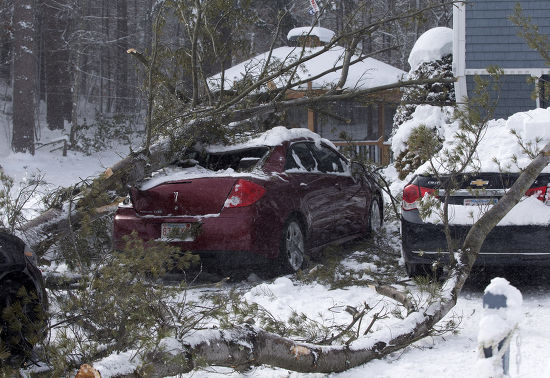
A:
[409,106,550,175]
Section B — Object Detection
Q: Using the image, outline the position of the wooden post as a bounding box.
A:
[307,81,315,132]
[377,103,385,164]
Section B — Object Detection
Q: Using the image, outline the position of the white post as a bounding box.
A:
[476,277,522,377]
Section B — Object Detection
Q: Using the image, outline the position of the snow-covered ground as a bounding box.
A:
[2,128,550,377]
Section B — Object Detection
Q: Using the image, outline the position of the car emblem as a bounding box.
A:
[173,192,179,203]
[470,179,489,187]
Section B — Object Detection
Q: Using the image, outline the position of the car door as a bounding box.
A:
[284,142,335,247]
[308,143,367,238]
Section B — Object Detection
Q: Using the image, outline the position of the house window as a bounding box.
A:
[315,100,378,141]
[285,106,308,129]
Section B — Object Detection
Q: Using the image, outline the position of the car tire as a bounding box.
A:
[367,197,383,236]
[0,280,44,365]
[278,218,305,273]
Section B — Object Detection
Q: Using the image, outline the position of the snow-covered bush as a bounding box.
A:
[392,27,455,180]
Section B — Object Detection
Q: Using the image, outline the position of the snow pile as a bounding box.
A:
[408,106,550,174]
[408,27,453,71]
[286,26,335,43]
[208,46,404,92]
[243,277,381,325]
[391,105,452,157]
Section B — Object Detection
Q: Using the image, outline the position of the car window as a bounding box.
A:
[309,144,347,173]
[285,143,318,172]
[204,147,269,172]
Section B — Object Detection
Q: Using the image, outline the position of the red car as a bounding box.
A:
[113,127,383,272]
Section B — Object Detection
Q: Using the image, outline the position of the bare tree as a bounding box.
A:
[43,0,72,130]
[12,0,36,153]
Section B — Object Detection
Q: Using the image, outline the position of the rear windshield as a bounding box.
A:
[187,147,269,172]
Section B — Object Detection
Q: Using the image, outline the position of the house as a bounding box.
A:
[453,0,550,119]
[208,27,406,165]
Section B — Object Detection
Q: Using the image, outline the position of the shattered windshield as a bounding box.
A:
[178,147,270,173]
[205,147,270,172]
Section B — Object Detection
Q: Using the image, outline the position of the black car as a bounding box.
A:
[0,230,48,362]
[401,173,550,277]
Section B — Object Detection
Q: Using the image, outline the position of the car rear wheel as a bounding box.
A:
[279,219,305,273]
[367,197,383,236]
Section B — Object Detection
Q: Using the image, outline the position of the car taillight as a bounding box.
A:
[525,186,549,204]
[224,179,266,208]
[402,184,435,211]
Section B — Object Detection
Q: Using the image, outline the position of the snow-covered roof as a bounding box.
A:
[208,46,405,92]
[286,27,335,43]
[408,27,453,71]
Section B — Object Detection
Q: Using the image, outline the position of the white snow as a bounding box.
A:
[208,46,405,92]
[206,126,333,152]
[408,27,453,71]
[286,26,335,43]
[398,105,550,175]
[390,105,453,158]
[139,165,268,191]
[422,195,550,226]
[93,350,141,378]
[476,278,522,376]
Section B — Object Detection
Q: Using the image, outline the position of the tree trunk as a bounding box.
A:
[0,1,12,80]
[43,0,71,130]
[12,0,36,154]
[115,0,129,113]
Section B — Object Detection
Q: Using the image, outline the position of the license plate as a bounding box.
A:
[161,223,195,241]
[463,198,498,206]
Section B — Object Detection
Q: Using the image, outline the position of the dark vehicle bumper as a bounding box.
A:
[401,212,550,267]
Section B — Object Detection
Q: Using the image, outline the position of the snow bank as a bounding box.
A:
[408,27,453,71]
[286,26,335,43]
[208,46,404,91]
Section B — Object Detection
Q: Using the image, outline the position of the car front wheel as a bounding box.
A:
[279,219,305,273]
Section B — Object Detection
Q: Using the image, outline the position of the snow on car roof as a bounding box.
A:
[208,46,405,92]
[205,126,336,152]
[140,127,335,190]
[408,27,453,71]
[286,26,335,43]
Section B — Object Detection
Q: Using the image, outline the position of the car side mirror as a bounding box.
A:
[351,162,367,184]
